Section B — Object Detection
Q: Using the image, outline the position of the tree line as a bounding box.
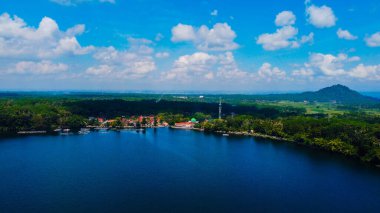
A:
[199,114,380,164]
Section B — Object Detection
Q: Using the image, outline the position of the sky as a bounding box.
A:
[1,0,380,92]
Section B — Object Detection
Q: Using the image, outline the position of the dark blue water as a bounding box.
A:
[1,128,380,213]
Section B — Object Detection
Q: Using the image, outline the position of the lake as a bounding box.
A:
[1,128,380,212]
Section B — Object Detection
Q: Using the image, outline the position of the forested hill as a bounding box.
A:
[254,85,379,105]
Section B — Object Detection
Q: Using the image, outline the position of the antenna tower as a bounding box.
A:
[219,97,222,119]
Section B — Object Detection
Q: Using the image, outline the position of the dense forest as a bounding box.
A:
[0,99,84,135]
[63,99,304,118]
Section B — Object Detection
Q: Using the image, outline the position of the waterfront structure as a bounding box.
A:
[174,122,195,129]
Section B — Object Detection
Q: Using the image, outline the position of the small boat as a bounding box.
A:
[59,128,72,136]
[78,128,90,135]
[222,133,229,137]
[96,127,109,133]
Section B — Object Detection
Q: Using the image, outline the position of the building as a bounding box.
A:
[174,122,195,129]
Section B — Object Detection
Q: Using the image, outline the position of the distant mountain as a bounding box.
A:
[256,85,380,105]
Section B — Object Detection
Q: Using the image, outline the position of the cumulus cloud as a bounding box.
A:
[275,11,296,27]
[257,11,313,51]
[300,33,314,44]
[292,68,314,77]
[308,53,352,76]
[365,32,380,47]
[162,52,217,80]
[85,65,113,76]
[54,37,94,56]
[348,64,380,79]
[216,52,249,79]
[337,28,357,40]
[161,51,379,83]
[171,24,196,42]
[0,13,93,58]
[306,3,337,28]
[126,37,154,54]
[257,26,298,51]
[51,0,115,6]
[10,60,68,74]
[87,37,156,79]
[290,52,380,80]
[257,63,286,81]
[161,52,248,81]
[257,26,313,51]
[91,47,156,79]
[171,23,238,51]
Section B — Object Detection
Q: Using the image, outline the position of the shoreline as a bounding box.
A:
[170,127,380,167]
[3,126,379,167]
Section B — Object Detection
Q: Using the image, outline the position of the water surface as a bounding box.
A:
[1,128,379,212]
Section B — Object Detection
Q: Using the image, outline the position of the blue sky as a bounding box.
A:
[1,0,380,92]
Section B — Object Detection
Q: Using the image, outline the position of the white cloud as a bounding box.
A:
[257,11,313,51]
[159,50,380,83]
[337,28,358,40]
[300,32,314,44]
[162,52,248,81]
[163,52,217,80]
[308,53,350,76]
[0,13,93,58]
[348,64,380,79]
[306,4,337,28]
[275,11,296,27]
[216,52,249,79]
[92,47,156,79]
[257,63,286,81]
[293,52,380,80]
[126,37,154,54]
[171,24,196,42]
[292,68,314,77]
[257,26,298,51]
[347,56,360,62]
[11,60,68,74]
[257,26,313,51]
[85,65,113,75]
[0,14,57,40]
[211,10,218,16]
[65,24,85,36]
[365,32,380,47]
[155,52,170,58]
[54,37,94,56]
[89,37,156,79]
[171,23,238,51]
[51,0,115,6]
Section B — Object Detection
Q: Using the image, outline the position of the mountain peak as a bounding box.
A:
[254,85,379,105]
[306,84,378,104]
[318,84,351,92]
